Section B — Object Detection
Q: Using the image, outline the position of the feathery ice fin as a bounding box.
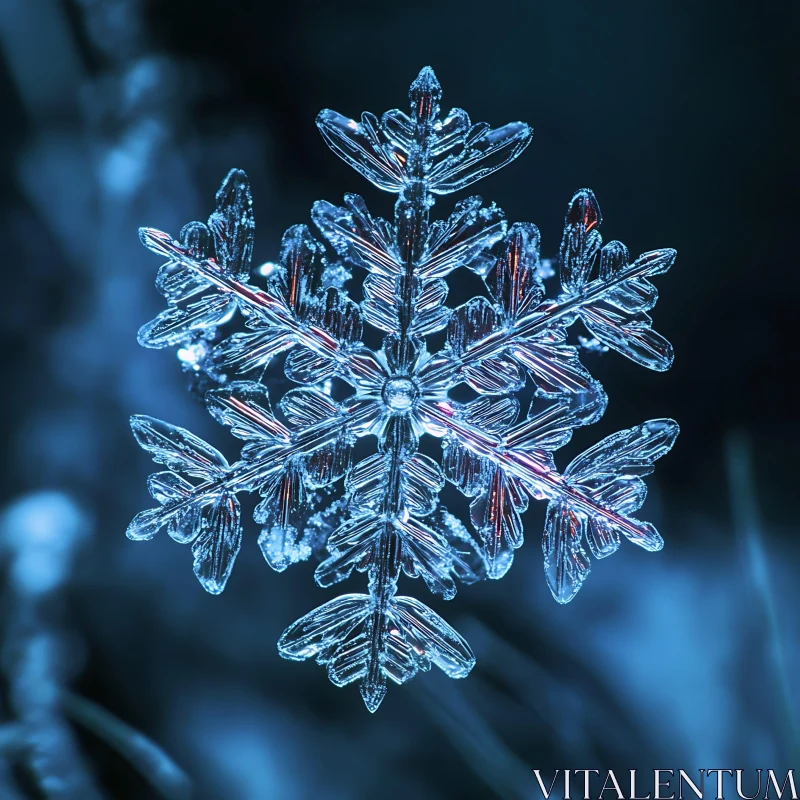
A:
[129,67,677,709]
[278,590,474,713]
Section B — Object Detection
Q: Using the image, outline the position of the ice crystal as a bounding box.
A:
[129,67,678,711]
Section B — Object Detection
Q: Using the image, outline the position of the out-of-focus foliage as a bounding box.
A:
[0,0,796,797]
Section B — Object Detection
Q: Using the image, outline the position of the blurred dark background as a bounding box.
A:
[0,0,797,797]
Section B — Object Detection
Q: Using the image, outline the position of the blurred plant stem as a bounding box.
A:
[62,692,191,800]
[414,677,532,800]
[0,492,192,798]
[724,431,798,764]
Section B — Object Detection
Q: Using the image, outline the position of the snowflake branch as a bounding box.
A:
[424,246,676,389]
[128,398,374,543]
[420,400,667,548]
[140,229,341,353]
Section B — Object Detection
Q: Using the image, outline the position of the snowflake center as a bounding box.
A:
[382,377,419,412]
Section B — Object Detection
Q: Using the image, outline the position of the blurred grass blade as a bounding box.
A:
[724,430,798,762]
[414,677,531,800]
[62,692,192,800]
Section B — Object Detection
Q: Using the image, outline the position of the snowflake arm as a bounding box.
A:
[422,190,677,401]
[128,67,678,711]
[315,67,531,197]
[139,212,366,388]
[418,399,677,598]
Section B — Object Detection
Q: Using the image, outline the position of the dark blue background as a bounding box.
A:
[0,1,797,797]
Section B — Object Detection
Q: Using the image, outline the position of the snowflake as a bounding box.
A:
[129,67,678,711]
